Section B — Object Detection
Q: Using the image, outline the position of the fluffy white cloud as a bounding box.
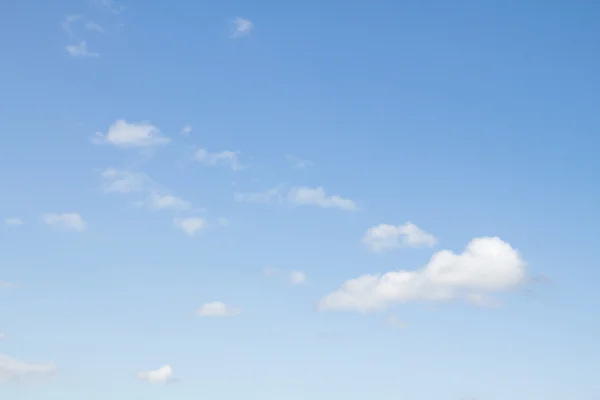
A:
[284,154,313,170]
[93,120,170,148]
[232,17,253,37]
[137,365,173,384]
[0,354,56,383]
[362,222,437,252]
[195,149,244,171]
[236,186,357,211]
[43,213,86,232]
[197,301,240,317]
[66,41,99,57]
[173,217,205,235]
[318,237,527,313]
[4,218,23,226]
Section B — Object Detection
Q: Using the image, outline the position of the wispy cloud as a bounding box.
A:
[85,21,105,33]
[195,148,245,171]
[4,218,23,226]
[263,268,308,285]
[43,213,87,232]
[173,217,205,236]
[236,186,358,211]
[100,0,126,14]
[66,41,99,58]
[0,354,57,383]
[231,17,253,38]
[180,124,192,136]
[284,154,313,170]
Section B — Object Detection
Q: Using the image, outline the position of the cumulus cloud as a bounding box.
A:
[137,365,174,384]
[284,154,313,170]
[318,237,527,313]
[43,213,86,232]
[195,148,244,171]
[173,217,205,235]
[231,17,253,38]
[4,218,23,226]
[0,354,57,383]
[93,120,170,148]
[235,186,357,211]
[362,222,437,252]
[197,301,241,317]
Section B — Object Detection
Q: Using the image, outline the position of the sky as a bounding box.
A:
[1,0,599,399]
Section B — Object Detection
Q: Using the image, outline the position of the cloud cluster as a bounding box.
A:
[319,237,527,313]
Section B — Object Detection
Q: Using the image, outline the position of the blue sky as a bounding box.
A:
[1,0,599,398]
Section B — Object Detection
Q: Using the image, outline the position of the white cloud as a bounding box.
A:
[386,315,406,329]
[195,148,244,171]
[0,354,57,383]
[318,237,527,313]
[362,222,437,252]
[181,124,192,136]
[43,213,86,232]
[284,154,313,170]
[4,218,23,226]
[173,217,205,235]
[61,14,82,37]
[235,186,358,211]
[232,17,253,38]
[290,271,307,285]
[66,41,99,58]
[197,301,240,317]
[137,365,173,384]
[93,120,170,148]
[101,169,148,193]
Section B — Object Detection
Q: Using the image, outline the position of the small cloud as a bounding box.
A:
[173,217,205,235]
[43,213,86,232]
[0,354,57,383]
[100,169,148,194]
[66,41,99,58]
[149,193,190,211]
[100,0,126,14]
[85,21,105,33]
[263,268,308,285]
[93,120,170,148]
[195,148,244,171]
[0,281,19,290]
[231,17,253,38]
[4,218,23,226]
[217,217,229,227]
[284,154,313,170]
[197,301,240,317]
[181,124,192,136]
[290,271,307,285]
[386,315,406,329]
[362,222,437,252]
[236,186,358,211]
[137,365,174,384]
[61,14,82,37]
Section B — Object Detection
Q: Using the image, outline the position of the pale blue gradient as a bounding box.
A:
[1,0,599,399]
